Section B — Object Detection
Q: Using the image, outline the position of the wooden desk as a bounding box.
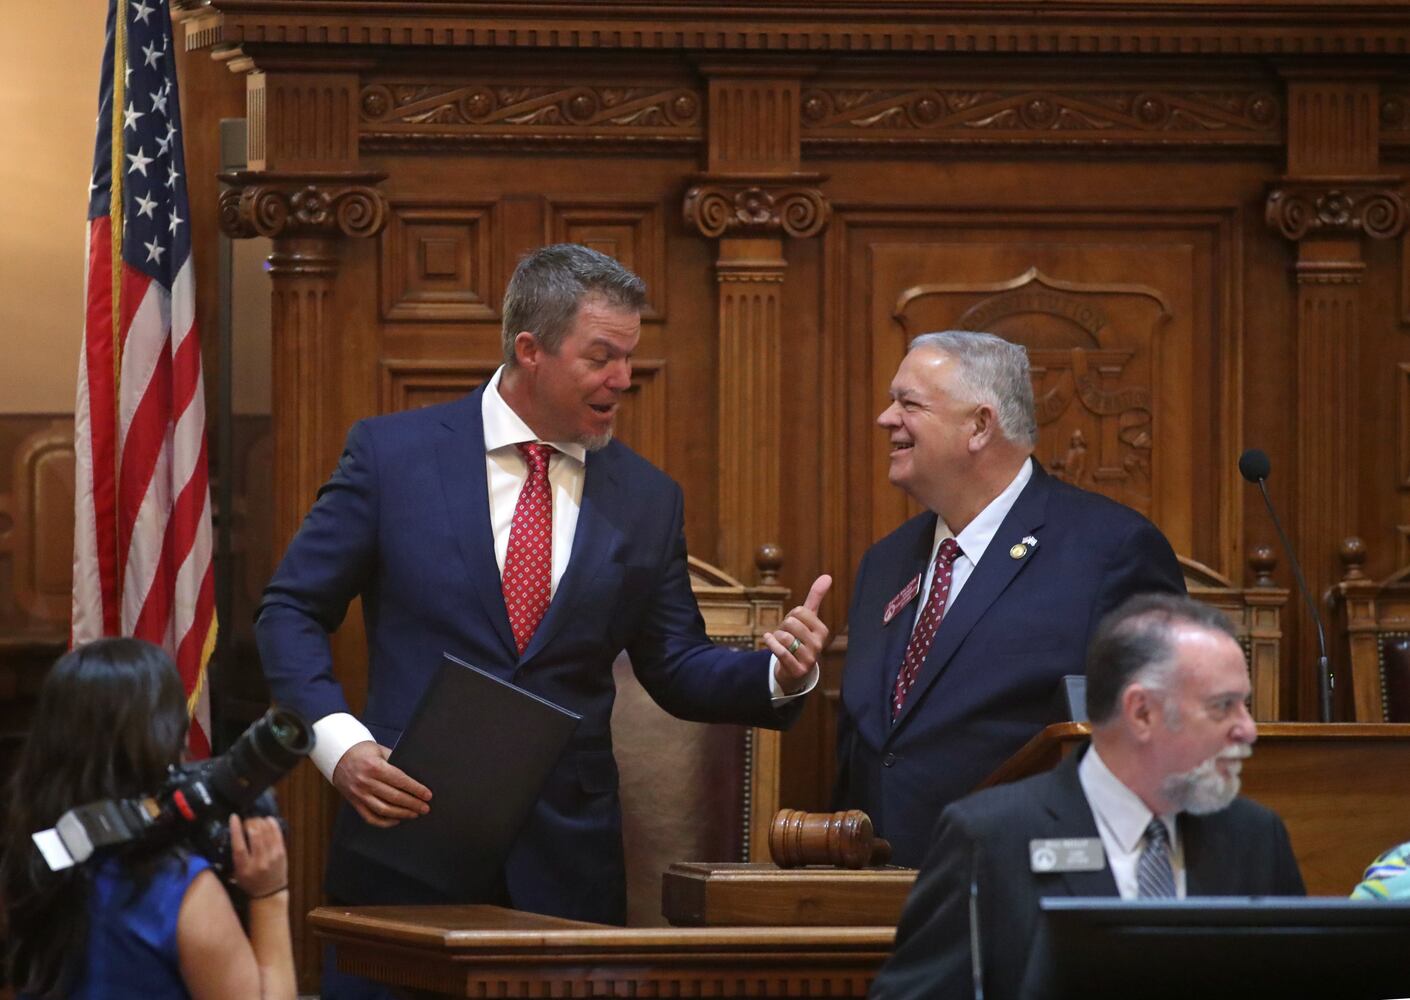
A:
[662,862,916,927]
[981,721,1410,896]
[310,904,895,998]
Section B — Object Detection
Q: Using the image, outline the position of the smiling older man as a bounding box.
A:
[869,593,1306,1000]
[833,331,1185,867]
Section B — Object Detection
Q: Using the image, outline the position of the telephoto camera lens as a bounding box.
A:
[205,708,314,810]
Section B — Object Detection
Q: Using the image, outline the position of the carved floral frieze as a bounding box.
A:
[799,86,1281,142]
[218,172,388,241]
[359,83,702,144]
[1265,182,1409,242]
[682,181,829,239]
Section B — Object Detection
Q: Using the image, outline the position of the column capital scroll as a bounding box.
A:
[1265,178,1408,242]
[683,174,830,240]
[218,171,388,241]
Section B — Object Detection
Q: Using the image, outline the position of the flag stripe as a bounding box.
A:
[78,218,122,637]
[75,0,218,757]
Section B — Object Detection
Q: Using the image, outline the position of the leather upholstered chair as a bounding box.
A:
[610,548,789,926]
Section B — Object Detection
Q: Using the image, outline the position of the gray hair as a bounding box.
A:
[908,331,1038,448]
[501,244,647,365]
[1085,593,1238,727]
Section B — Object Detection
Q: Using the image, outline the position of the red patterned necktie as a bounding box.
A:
[892,537,962,720]
[502,442,554,656]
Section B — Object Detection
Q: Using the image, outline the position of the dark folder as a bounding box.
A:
[337,652,581,902]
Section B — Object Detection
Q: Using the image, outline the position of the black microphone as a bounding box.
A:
[1239,448,1333,723]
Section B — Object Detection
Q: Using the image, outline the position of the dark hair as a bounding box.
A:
[500,243,647,364]
[1,638,188,998]
[1085,593,1237,725]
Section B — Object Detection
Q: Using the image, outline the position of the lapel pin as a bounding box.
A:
[1010,536,1038,560]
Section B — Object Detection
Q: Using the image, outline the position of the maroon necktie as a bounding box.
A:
[892,537,962,720]
[502,442,554,656]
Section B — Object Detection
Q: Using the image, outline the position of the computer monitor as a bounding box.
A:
[1034,897,1410,1000]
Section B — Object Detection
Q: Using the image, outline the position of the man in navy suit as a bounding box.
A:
[833,331,1184,868]
[255,245,831,993]
[870,594,1304,999]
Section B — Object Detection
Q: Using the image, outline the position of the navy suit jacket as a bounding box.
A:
[255,385,796,924]
[870,750,1306,1000]
[833,461,1185,867]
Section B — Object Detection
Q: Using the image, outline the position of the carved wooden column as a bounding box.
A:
[1265,73,1407,718]
[684,66,829,579]
[216,62,387,988]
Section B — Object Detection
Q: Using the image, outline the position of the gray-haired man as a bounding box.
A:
[833,331,1186,867]
[870,593,1304,999]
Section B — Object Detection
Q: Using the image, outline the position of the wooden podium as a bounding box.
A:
[312,722,1410,995]
[983,721,1410,896]
[308,904,894,999]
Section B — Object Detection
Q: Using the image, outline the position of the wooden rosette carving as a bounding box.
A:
[683,181,830,239]
[218,172,389,241]
[1265,182,1410,242]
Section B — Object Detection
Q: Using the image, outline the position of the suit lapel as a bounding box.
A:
[891,461,1052,733]
[1181,815,1227,895]
[517,444,622,664]
[435,387,517,661]
[1037,751,1121,898]
[870,516,940,721]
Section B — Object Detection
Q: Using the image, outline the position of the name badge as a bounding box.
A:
[883,573,923,625]
[1029,838,1106,873]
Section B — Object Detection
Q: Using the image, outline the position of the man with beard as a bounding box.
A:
[256,244,831,999]
[869,593,1305,1000]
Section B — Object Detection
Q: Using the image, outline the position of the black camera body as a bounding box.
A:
[155,761,284,877]
[42,707,314,878]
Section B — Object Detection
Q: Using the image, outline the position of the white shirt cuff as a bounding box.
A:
[310,712,375,782]
[769,655,820,704]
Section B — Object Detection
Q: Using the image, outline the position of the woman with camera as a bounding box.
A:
[1,638,296,999]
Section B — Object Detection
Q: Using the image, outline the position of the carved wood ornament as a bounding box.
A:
[683,180,830,239]
[217,172,388,241]
[1266,181,1409,242]
[176,2,1410,990]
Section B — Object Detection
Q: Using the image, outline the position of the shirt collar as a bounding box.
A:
[1079,744,1175,853]
[482,366,587,464]
[934,457,1034,561]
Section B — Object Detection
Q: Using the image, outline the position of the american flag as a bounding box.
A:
[73,0,216,757]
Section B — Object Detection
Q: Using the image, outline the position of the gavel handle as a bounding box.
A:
[870,838,892,867]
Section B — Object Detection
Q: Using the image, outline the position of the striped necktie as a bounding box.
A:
[1136,817,1177,899]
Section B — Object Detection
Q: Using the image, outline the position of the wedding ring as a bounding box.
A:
[786,636,802,655]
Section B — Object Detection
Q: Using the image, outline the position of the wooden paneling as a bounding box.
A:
[0,416,76,640]
[548,200,666,319]
[8,422,75,628]
[816,204,1245,616]
[168,6,1410,986]
[381,200,499,322]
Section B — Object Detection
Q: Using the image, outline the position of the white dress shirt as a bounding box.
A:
[913,458,1034,636]
[1078,745,1186,899]
[310,367,813,780]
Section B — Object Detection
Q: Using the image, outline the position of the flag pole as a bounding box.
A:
[110,0,127,618]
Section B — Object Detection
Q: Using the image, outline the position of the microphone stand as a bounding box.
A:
[1254,477,1334,723]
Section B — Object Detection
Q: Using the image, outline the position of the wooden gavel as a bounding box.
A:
[769,808,892,869]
